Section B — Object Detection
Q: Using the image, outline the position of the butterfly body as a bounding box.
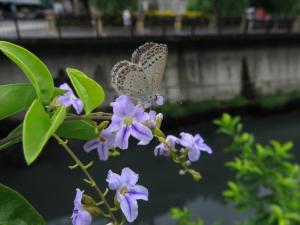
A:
[111,42,168,104]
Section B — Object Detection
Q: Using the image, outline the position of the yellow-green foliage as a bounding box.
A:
[214,113,300,225]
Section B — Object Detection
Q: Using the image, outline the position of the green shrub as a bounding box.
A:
[214,113,300,225]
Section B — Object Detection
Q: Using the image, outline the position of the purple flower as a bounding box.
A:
[155,94,164,106]
[71,189,92,225]
[106,167,148,223]
[108,95,153,150]
[143,110,157,129]
[179,132,212,162]
[57,83,83,114]
[143,95,164,108]
[83,129,116,161]
[154,135,179,156]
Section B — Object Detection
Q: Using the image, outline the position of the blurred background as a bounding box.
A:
[1,0,300,224]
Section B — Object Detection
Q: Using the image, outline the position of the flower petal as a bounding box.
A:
[74,188,83,209]
[155,95,164,105]
[72,98,83,114]
[102,129,117,148]
[179,132,194,148]
[57,94,73,107]
[111,95,135,117]
[133,106,148,122]
[119,195,138,223]
[107,116,122,132]
[166,135,179,148]
[83,139,99,153]
[97,143,109,161]
[200,143,213,154]
[59,83,73,93]
[154,143,170,156]
[127,185,148,201]
[154,143,163,156]
[121,167,139,186]
[106,170,124,190]
[188,147,200,162]
[116,126,131,150]
[194,134,204,145]
[143,110,157,128]
[131,122,153,145]
[72,209,92,225]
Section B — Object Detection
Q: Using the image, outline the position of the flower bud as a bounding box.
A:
[179,169,186,175]
[155,113,163,128]
[185,160,191,166]
[154,127,165,139]
[158,136,165,143]
[180,148,185,154]
[189,169,202,181]
[82,194,96,206]
[109,148,120,157]
[97,121,110,132]
[84,205,104,216]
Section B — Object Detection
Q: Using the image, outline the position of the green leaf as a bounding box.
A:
[53,87,66,97]
[66,68,105,114]
[0,183,46,225]
[0,123,23,151]
[0,41,54,104]
[23,100,66,165]
[56,119,99,140]
[0,83,36,120]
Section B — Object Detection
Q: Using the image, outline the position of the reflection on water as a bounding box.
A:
[1,109,300,225]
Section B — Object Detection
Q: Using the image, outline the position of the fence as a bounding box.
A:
[0,15,296,39]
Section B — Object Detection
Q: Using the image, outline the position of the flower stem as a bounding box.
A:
[53,133,118,225]
[0,131,22,145]
[0,112,113,146]
[65,112,112,121]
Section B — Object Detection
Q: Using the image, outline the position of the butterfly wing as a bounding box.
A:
[111,61,151,100]
[112,60,130,85]
[132,43,168,94]
[131,42,157,64]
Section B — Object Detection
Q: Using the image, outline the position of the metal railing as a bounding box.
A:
[0,15,296,40]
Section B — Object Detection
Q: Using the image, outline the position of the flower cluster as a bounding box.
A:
[154,132,212,162]
[83,95,160,160]
[82,94,212,165]
[73,94,212,224]
[73,168,147,225]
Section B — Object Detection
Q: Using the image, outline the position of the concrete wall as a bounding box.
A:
[1,37,300,106]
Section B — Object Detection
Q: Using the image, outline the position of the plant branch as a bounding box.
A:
[53,134,118,225]
[65,112,112,121]
[0,112,113,146]
[0,131,22,146]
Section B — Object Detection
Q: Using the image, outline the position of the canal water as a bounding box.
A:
[0,109,300,225]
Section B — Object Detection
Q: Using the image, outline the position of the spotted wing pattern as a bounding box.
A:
[134,43,168,93]
[111,42,168,101]
[111,60,130,85]
[111,61,150,100]
[131,42,157,64]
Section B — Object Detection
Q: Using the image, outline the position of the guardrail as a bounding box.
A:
[0,15,295,39]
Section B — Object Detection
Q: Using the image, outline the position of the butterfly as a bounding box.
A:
[111,42,168,106]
